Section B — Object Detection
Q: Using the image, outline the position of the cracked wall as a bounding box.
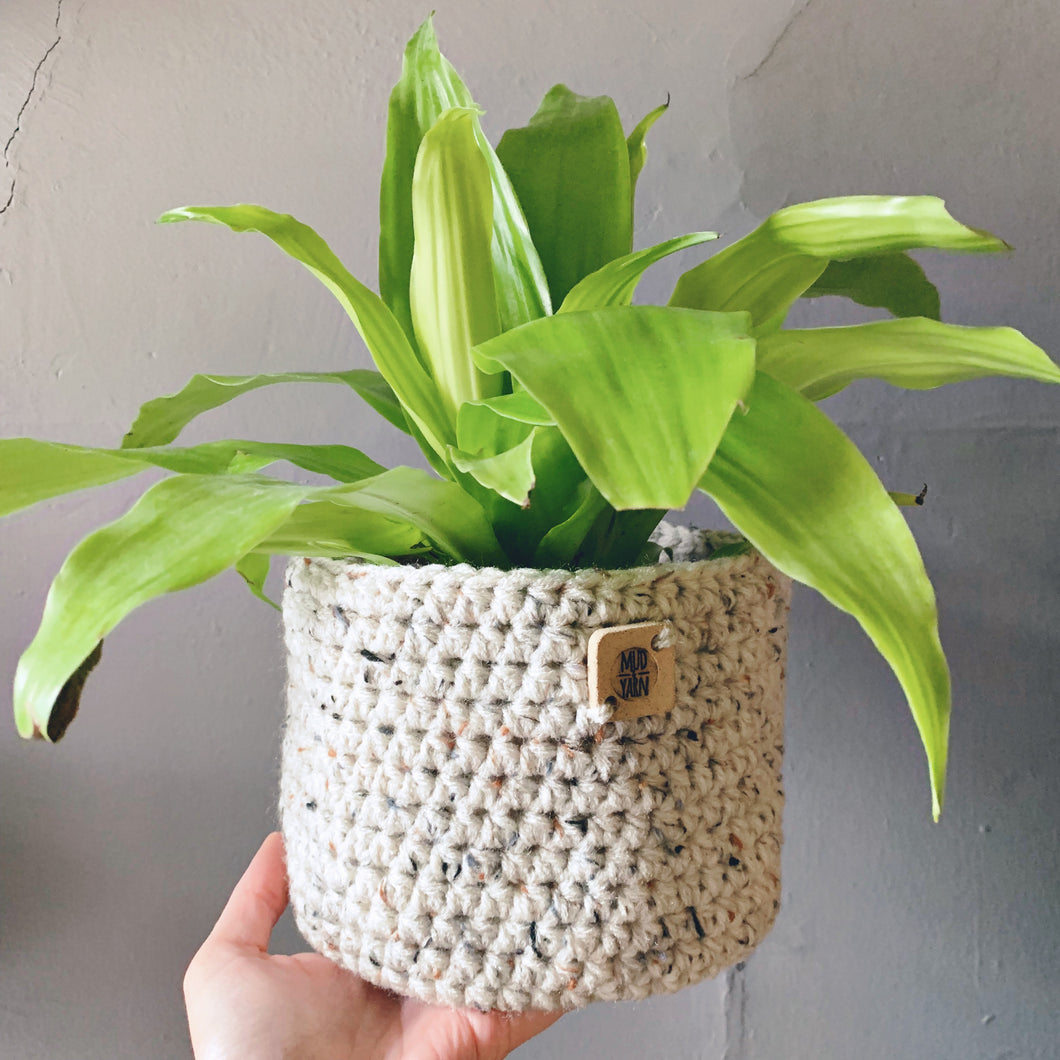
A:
[1,1,1058,1058]
[1,0,65,214]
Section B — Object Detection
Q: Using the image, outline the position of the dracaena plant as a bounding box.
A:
[4,17,1058,821]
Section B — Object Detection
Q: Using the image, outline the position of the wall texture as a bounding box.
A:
[1,0,1057,1057]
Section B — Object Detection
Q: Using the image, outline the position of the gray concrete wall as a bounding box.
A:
[1,1,1057,1056]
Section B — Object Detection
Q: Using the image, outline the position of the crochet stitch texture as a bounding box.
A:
[280,524,790,1011]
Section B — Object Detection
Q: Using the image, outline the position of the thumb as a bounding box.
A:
[207,831,289,952]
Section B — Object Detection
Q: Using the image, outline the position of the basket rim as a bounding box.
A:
[286,526,776,587]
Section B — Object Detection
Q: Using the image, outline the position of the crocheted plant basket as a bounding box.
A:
[279,524,791,1012]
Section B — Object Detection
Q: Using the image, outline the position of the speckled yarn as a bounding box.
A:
[279,525,791,1012]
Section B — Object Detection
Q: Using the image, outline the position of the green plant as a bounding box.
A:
[4,17,1058,820]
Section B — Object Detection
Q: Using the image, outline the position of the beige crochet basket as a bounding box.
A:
[278,524,790,1012]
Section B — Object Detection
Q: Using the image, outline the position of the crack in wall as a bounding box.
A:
[2,0,65,216]
[721,961,749,1060]
[736,0,817,83]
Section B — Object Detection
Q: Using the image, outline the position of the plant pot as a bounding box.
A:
[279,523,791,1012]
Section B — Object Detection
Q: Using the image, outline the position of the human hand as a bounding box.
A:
[184,832,561,1060]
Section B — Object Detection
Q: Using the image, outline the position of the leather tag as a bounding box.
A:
[588,622,675,721]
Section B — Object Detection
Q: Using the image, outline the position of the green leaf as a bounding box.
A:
[802,254,941,321]
[767,195,1008,256]
[757,317,1060,401]
[485,426,589,567]
[474,306,756,509]
[705,540,754,559]
[699,372,950,818]
[559,232,718,313]
[456,398,533,457]
[320,467,506,567]
[123,369,407,449]
[533,480,609,568]
[464,390,554,427]
[235,553,280,610]
[627,97,669,207]
[14,474,312,741]
[0,438,383,519]
[1,440,144,517]
[673,242,828,332]
[409,108,504,421]
[380,16,550,339]
[450,393,559,527]
[252,501,423,561]
[158,205,451,458]
[670,195,1009,327]
[574,505,667,569]
[175,441,383,482]
[449,431,537,507]
[497,85,632,306]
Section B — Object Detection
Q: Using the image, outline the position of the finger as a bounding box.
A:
[446,1006,563,1060]
[491,1008,563,1056]
[207,831,289,953]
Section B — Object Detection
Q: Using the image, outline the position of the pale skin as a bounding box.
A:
[184,833,562,1060]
